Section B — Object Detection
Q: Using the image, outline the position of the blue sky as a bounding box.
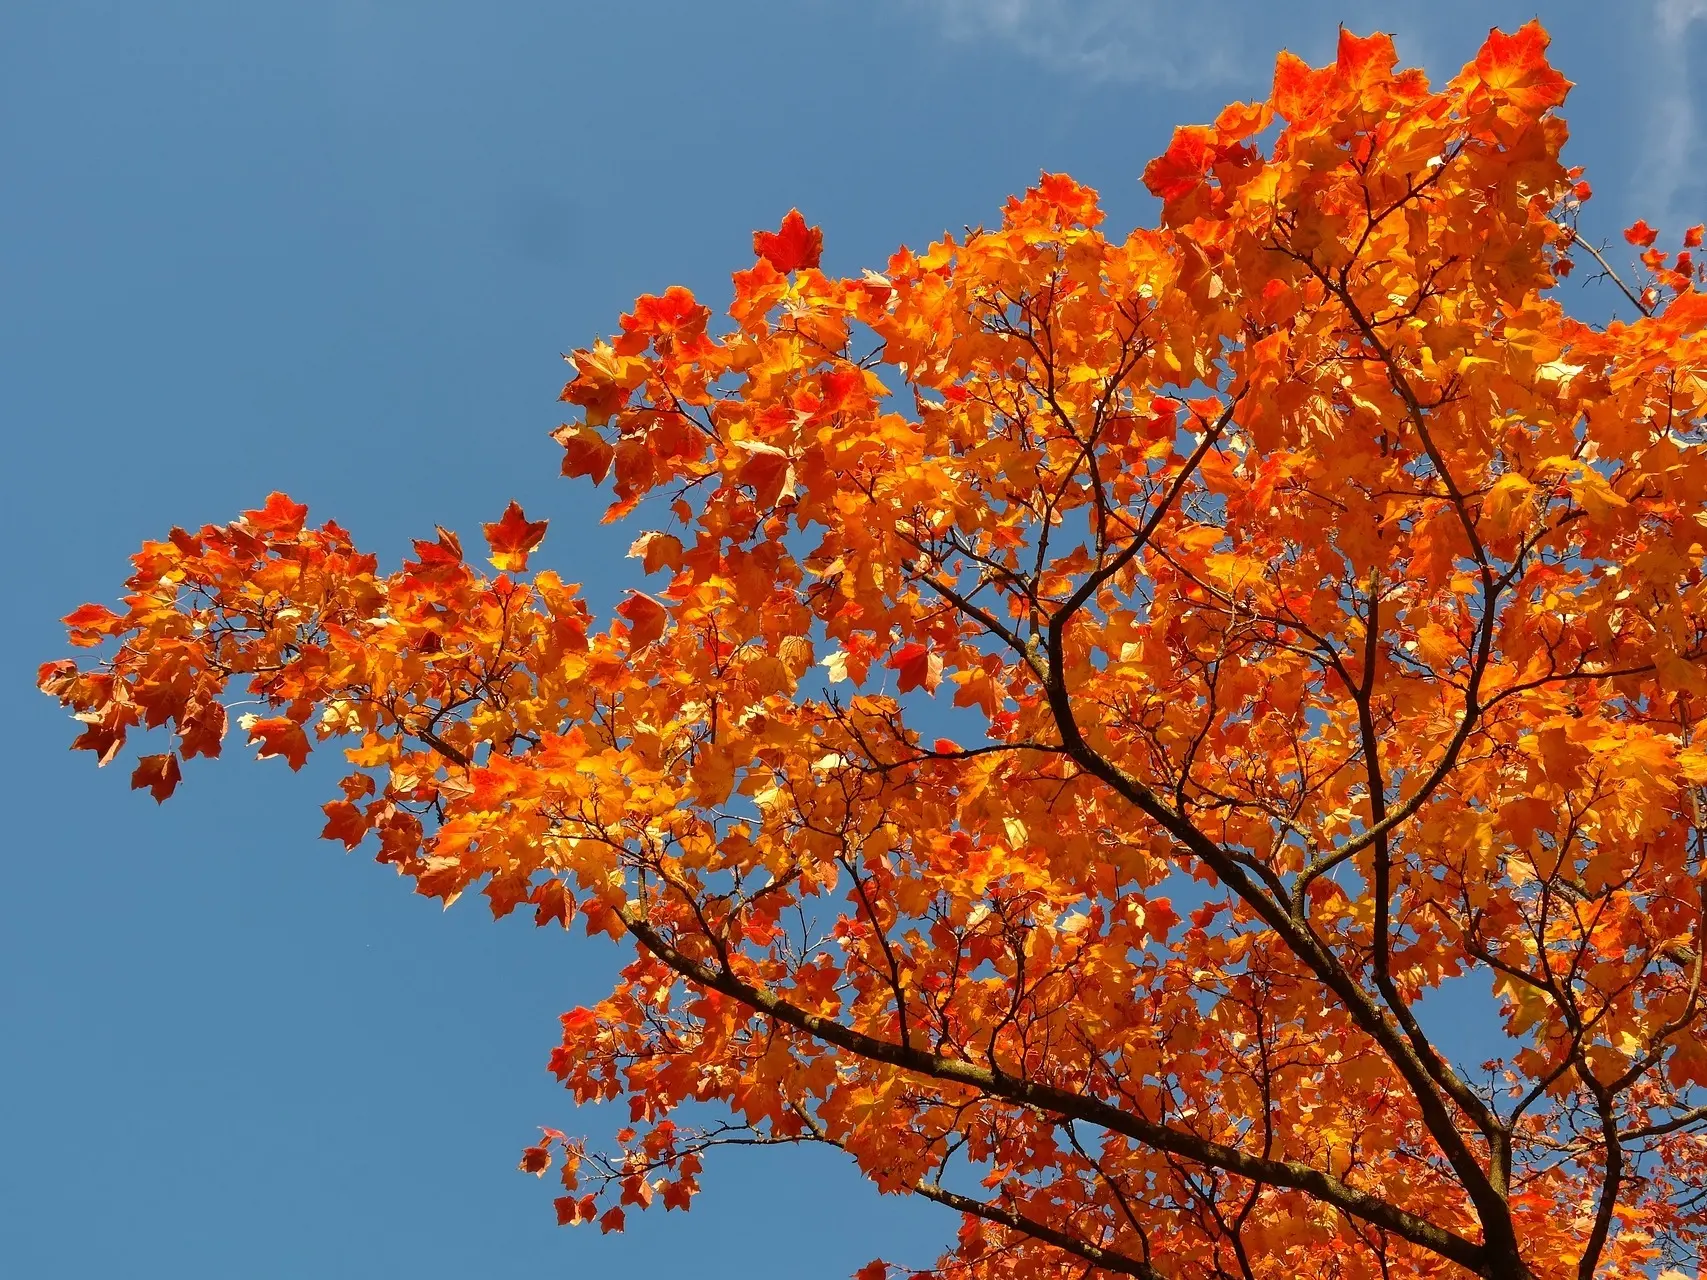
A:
[3,2,1702,1276]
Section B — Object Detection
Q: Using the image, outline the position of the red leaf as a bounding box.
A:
[320,799,370,849]
[63,602,123,648]
[553,424,615,484]
[178,698,228,761]
[482,500,550,572]
[627,531,684,575]
[661,1179,693,1212]
[1334,28,1397,91]
[71,718,127,767]
[1685,224,1704,250]
[37,659,78,697]
[1142,125,1215,203]
[1472,20,1570,112]
[248,717,310,770]
[1214,99,1273,142]
[130,752,182,803]
[598,1206,626,1234]
[519,1143,553,1176]
[411,526,464,568]
[623,286,710,340]
[532,878,571,928]
[888,642,943,694]
[242,492,310,536]
[1624,219,1659,248]
[1270,49,1333,122]
[616,592,668,649]
[752,209,823,272]
[555,1195,597,1226]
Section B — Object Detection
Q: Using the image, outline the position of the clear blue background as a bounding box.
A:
[3,2,1699,1276]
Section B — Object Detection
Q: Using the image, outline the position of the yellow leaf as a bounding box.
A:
[1481,472,1533,538]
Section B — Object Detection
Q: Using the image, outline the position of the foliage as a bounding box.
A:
[41,23,1707,1280]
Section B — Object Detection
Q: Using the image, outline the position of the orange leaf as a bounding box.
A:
[242,492,310,536]
[37,659,78,697]
[247,717,310,770]
[483,500,550,572]
[1270,49,1332,121]
[320,799,370,849]
[519,1143,553,1176]
[411,526,463,568]
[178,698,228,761]
[532,878,571,928]
[1142,125,1214,202]
[623,286,710,340]
[1624,219,1659,248]
[1214,99,1273,142]
[616,592,668,648]
[1472,20,1570,111]
[660,1179,693,1212]
[752,209,823,272]
[1334,28,1396,91]
[889,642,943,694]
[627,531,684,575]
[130,752,182,803]
[555,1195,597,1226]
[553,424,615,484]
[63,603,123,648]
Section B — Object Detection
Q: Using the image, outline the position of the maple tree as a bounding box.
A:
[40,22,1707,1280]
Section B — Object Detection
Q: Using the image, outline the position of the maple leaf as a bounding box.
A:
[752,209,823,272]
[888,642,943,694]
[623,286,711,341]
[1271,49,1333,121]
[626,531,683,575]
[518,1142,552,1176]
[245,717,310,770]
[552,423,615,484]
[130,752,182,803]
[1334,27,1397,92]
[531,878,570,928]
[615,591,667,648]
[777,634,814,679]
[1471,20,1571,111]
[482,500,549,572]
[659,1179,692,1212]
[1481,471,1534,537]
[555,1195,596,1226]
[62,603,123,648]
[320,799,370,849]
[243,492,310,536]
[178,698,228,761]
[411,526,463,568]
[1142,125,1214,203]
[1625,219,1660,248]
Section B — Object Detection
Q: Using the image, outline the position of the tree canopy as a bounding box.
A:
[41,22,1707,1280]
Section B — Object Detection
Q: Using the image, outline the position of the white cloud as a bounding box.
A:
[903,1,1482,93]
[1635,0,1707,230]
[912,0,1250,87]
